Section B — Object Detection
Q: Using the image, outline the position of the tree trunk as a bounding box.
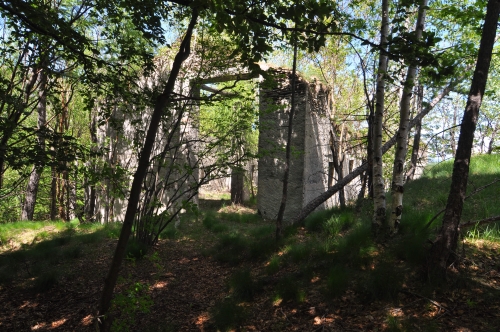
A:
[429,0,500,273]
[388,0,428,234]
[406,86,423,182]
[450,105,458,155]
[487,130,496,154]
[21,69,47,221]
[97,11,198,330]
[50,165,57,220]
[367,107,374,199]
[85,112,98,221]
[230,166,244,204]
[330,127,346,208]
[372,0,390,236]
[275,40,298,240]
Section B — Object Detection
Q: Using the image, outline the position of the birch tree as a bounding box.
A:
[388,0,428,234]
[372,0,390,235]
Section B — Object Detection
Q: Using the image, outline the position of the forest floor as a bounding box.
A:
[1,199,500,332]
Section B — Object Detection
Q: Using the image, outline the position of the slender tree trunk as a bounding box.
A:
[406,85,423,182]
[21,69,47,221]
[330,127,346,208]
[50,164,57,220]
[406,117,422,182]
[86,113,97,221]
[367,107,374,199]
[388,0,428,234]
[487,129,496,154]
[275,40,298,240]
[372,0,390,235]
[97,11,198,330]
[290,74,468,226]
[429,0,500,273]
[230,166,244,204]
[450,106,458,155]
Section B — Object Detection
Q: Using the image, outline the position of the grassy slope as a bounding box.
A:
[402,153,500,238]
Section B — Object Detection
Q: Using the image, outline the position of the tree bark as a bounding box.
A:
[289,74,468,226]
[50,164,57,220]
[86,112,98,221]
[429,0,500,273]
[97,10,198,330]
[372,0,390,236]
[230,166,244,204]
[388,0,428,234]
[406,86,423,182]
[21,69,47,221]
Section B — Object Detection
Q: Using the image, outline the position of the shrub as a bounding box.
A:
[228,269,257,301]
[276,276,305,303]
[210,298,246,332]
[126,239,149,260]
[203,212,228,233]
[266,255,280,275]
[214,232,248,263]
[325,265,350,297]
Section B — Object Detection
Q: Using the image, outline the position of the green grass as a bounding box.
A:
[210,297,246,332]
[0,220,122,290]
[228,268,258,301]
[406,154,500,239]
[275,276,306,303]
[325,265,350,297]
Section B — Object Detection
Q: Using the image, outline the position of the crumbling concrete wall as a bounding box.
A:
[94,56,199,223]
[257,70,361,222]
[257,70,311,221]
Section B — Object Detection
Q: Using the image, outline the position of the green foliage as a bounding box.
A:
[408,154,500,238]
[356,261,403,303]
[275,276,305,303]
[285,243,313,263]
[210,297,246,332]
[126,239,149,260]
[202,211,228,233]
[325,265,350,297]
[213,232,248,264]
[228,269,257,301]
[266,255,281,275]
[159,225,180,240]
[111,281,153,332]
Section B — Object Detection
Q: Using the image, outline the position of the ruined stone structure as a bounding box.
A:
[257,70,361,222]
[93,62,361,225]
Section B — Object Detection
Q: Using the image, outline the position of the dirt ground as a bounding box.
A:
[1,229,500,331]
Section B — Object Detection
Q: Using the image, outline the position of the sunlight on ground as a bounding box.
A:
[386,307,404,317]
[467,239,500,250]
[31,322,46,330]
[1,226,58,253]
[19,301,38,309]
[218,204,255,214]
[151,281,168,290]
[310,276,320,283]
[50,318,67,328]
[195,312,209,329]
[81,315,93,326]
[31,317,66,330]
[273,298,282,306]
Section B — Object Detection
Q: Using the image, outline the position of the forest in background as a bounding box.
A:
[1,0,500,330]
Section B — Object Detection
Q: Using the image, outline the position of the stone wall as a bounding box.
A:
[258,71,317,221]
[257,70,362,222]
